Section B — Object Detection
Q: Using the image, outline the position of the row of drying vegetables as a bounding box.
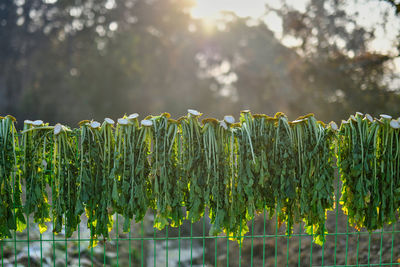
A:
[0,110,399,247]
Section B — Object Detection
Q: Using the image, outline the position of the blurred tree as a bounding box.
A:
[0,0,399,125]
[382,0,400,14]
[0,0,214,125]
[190,0,399,122]
[192,14,306,117]
[0,0,125,124]
[263,0,400,121]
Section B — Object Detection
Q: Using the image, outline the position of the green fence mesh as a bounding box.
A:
[1,159,400,266]
[1,195,400,266]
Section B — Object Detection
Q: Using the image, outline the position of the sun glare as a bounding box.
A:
[190,0,267,19]
[190,0,400,60]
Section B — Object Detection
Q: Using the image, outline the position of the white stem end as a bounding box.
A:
[54,124,62,135]
[118,118,129,125]
[105,118,115,125]
[128,113,139,120]
[33,120,44,126]
[188,109,201,116]
[141,119,153,127]
[90,121,101,129]
[224,115,235,124]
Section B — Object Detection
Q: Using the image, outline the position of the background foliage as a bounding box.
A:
[0,0,399,125]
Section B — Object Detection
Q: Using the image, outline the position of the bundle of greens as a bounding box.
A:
[291,115,336,245]
[236,111,257,219]
[149,113,184,229]
[201,118,233,237]
[52,124,81,237]
[180,110,208,223]
[375,115,400,228]
[233,111,258,239]
[273,112,298,235]
[0,116,26,239]
[3,111,399,246]
[22,120,52,233]
[79,120,114,247]
[112,115,151,232]
[219,116,242,238]
[339,113,382,230]
[251,114,276,215]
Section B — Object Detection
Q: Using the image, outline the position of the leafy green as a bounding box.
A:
[338,113,399,231]
[79,121,114,247]
[112,116,151,233]
[252,114,276,216]
[0,116,26,238]
[272,113,298,235]
[180,112,208,223]
[1,111,398,246]
[292,115,335,245]
[201,118,231,237]
[52,126,81,237]
[22,121,52,233]
[150,114,184,229]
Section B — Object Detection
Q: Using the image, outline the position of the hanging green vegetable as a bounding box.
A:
[339,113,382,230]
[112,114,152,232]
[3,111,400,246]
[201,117,231,237]
[165,117,186,228]
[149,113,184,229]
[228,113,277,241]
[219,116,245,240]
[375,115,400,228]
[22,120,52,234]
[0,115,26,239]
[388,118,400,221]
[273,112,298,235]
[79,120,114,247]
[237,111,257,219]
[292,115,336,245]
[180,109,208,223]
[52,124,81,237]
[233,111,257,240]
[251,114,277,215]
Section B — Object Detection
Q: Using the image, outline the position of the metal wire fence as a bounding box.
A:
[1,177,400,266]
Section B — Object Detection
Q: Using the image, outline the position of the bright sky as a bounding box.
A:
[191,0,400,71]
[191,0,269,19]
